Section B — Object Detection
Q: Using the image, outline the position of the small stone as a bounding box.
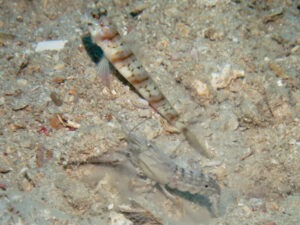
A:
[53,63,65,70]
[16,16,24,22]
[192,80,210,98]
[212,164,227,180]
[68,89,79,103]
[107,203,114,210]
[17,78,28,86]
[176,22,190,38]
[203,27,224,41]
[203,0,218,7]
[223,113,239,131]
[52,77,65,84]
[50,91,63,106]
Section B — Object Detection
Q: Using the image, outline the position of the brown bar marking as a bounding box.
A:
[111,52,133,63]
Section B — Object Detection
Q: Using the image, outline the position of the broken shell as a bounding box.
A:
[109,211,133,225]
[35,40,68,52]
[65,119,80,129]
[11,99,29,111]
[192,80,210,98]
[9,123,26,132]
[55,114,80,129]
[49,115,63,130]
[211,64,245,90]
[176,22,190,38]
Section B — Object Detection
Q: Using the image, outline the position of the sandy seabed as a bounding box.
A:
[0,0,299,224]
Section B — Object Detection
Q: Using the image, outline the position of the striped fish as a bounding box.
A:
[88,8,179,124]
[86,8,214,158]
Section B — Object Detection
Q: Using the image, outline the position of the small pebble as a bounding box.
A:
[53,63,65,70]
[203,27,224,41]
[16,16,24,22]
[50,91,63,106]
[203,0,218,7]
[17,78,28,86]
[107,203,114,210]
[192,80,210,98]
[52,77,65,84]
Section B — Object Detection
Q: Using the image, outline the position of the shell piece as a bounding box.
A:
[109,211,133,225]
[211,64,245,90]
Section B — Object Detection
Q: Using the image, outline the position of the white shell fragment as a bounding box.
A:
[211,64,245,90]
[35,40,68,52]
[192,80,210,98]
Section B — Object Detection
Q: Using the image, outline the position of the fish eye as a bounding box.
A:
[205,184,209,188]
